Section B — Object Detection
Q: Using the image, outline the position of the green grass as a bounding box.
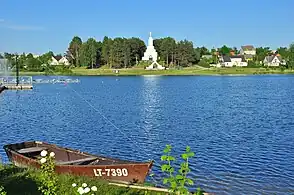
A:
[15,67,294,76]
[0,164,165,195]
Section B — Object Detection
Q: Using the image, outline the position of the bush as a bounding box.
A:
[197,60,210,68]
[160,145,203,195]
[247,61,261,68]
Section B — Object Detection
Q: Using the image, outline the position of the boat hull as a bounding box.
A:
[4,141,152,184]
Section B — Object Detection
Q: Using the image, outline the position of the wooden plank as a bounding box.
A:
[57,157,97,165]
[108,183,213,195]
[18,147,47,154]
[108,183,169,193]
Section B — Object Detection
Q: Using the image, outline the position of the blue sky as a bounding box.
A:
[0,0,293,54]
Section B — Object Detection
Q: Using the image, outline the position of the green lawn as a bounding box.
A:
[0,164,165,195]
[16,67,294,76]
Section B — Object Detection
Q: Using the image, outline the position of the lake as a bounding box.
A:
[1,75,294,195]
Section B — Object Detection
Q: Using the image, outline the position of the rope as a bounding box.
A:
[41,66,160,185]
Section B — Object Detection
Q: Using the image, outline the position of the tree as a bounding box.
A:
[68,36,82,66]
[286,43,294,69]
[218,45,231,55]
[110,38,125,68]
[24,53,41,71]
[160,37,177,66]
[123,39,131,68]
[277,47,289,59]
[80,38,98,67]
[154,38,163,60]
[193,48,201,64]
[128,37,146,66]
[101,36,112,67]
[199,46,210,56]
[38,51,54,65]
[175,40,194,67]
[255,47,271,62]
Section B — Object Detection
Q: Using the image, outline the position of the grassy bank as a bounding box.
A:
[17,67,294,76]
[0,164,164,195]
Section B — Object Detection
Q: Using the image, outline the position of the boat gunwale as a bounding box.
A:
[3,141,153,168]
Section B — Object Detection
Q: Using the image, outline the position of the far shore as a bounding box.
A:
[15,67,294,76]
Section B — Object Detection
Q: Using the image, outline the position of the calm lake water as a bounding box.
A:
[1,75,294,195]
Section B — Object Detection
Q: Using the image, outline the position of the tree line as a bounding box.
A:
[1,35,294,70]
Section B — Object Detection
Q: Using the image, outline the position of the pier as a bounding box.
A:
[0,76,33,91]
[0,57,33,91]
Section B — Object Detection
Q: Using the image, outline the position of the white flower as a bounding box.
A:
[84,187,90,193]
[77,187,84,194]
[40,150,48,157]
[91,186,97,191]
[40,158,46,164]
[72,183,77,187]
[49,152,55,157]
[82,183,87,187]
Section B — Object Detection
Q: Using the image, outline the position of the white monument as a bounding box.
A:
[142,32,165,70]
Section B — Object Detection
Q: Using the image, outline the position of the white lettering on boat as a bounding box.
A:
[93,168,128,177]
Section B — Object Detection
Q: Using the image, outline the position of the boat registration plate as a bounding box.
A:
[93,168,128,177]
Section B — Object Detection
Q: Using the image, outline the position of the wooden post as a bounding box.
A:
[15,54,19,86]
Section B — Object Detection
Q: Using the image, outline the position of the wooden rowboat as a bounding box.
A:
[3,141,153,184]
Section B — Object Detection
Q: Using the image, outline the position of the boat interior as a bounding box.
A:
[6,141,138,166]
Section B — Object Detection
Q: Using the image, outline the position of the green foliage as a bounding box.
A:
[160,145,203,195]
[198,59,210,68]
[38,151,58,195]
[0,164,163,195]
[219,45,231,55]
[79,38,100,67]
[43,65,73,75]
[0,186,7,195]
[255,47,271,62]
[247,61,261,68]
[69,36,83,66]
[175,40,195,67]
[286,43,294,69]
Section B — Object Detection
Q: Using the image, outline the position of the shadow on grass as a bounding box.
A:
[0,165,40,195]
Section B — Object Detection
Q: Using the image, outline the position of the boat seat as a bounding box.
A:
[57,157,98,165]
[18,147,48,154]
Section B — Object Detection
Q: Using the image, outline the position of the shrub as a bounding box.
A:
[160,145,203,195]
[0,186,7,195]
[38,150,58,195]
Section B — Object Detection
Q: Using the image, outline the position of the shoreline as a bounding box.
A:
[10,67,294,77]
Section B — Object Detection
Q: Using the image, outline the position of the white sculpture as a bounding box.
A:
[142,32,165,70]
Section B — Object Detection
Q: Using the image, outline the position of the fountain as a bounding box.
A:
[0,57,33,90]
[0,58,11,77]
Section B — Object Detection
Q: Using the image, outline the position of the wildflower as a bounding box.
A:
[40,150,48,157]
[49,152,55,157]
[77,187,84,194]
[84,187,90,193]
[91,186,97,191]
[40,158,47,164]
[72,183,77,187]
[82,183,87,187]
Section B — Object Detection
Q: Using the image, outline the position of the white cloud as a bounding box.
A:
[7,25,45,31]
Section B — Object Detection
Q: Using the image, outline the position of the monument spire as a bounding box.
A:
[149,32,152,37]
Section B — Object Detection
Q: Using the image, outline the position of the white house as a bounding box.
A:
[263,55,285,66]
[240,45,256,56]
[49,56,70,66]
[219,55,247,67]
[230,56,248,67]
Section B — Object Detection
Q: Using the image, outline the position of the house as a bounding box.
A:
[240,45,256,61]
[219,55,247,67]
[49,56,70,66]
[263,55,285,66]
